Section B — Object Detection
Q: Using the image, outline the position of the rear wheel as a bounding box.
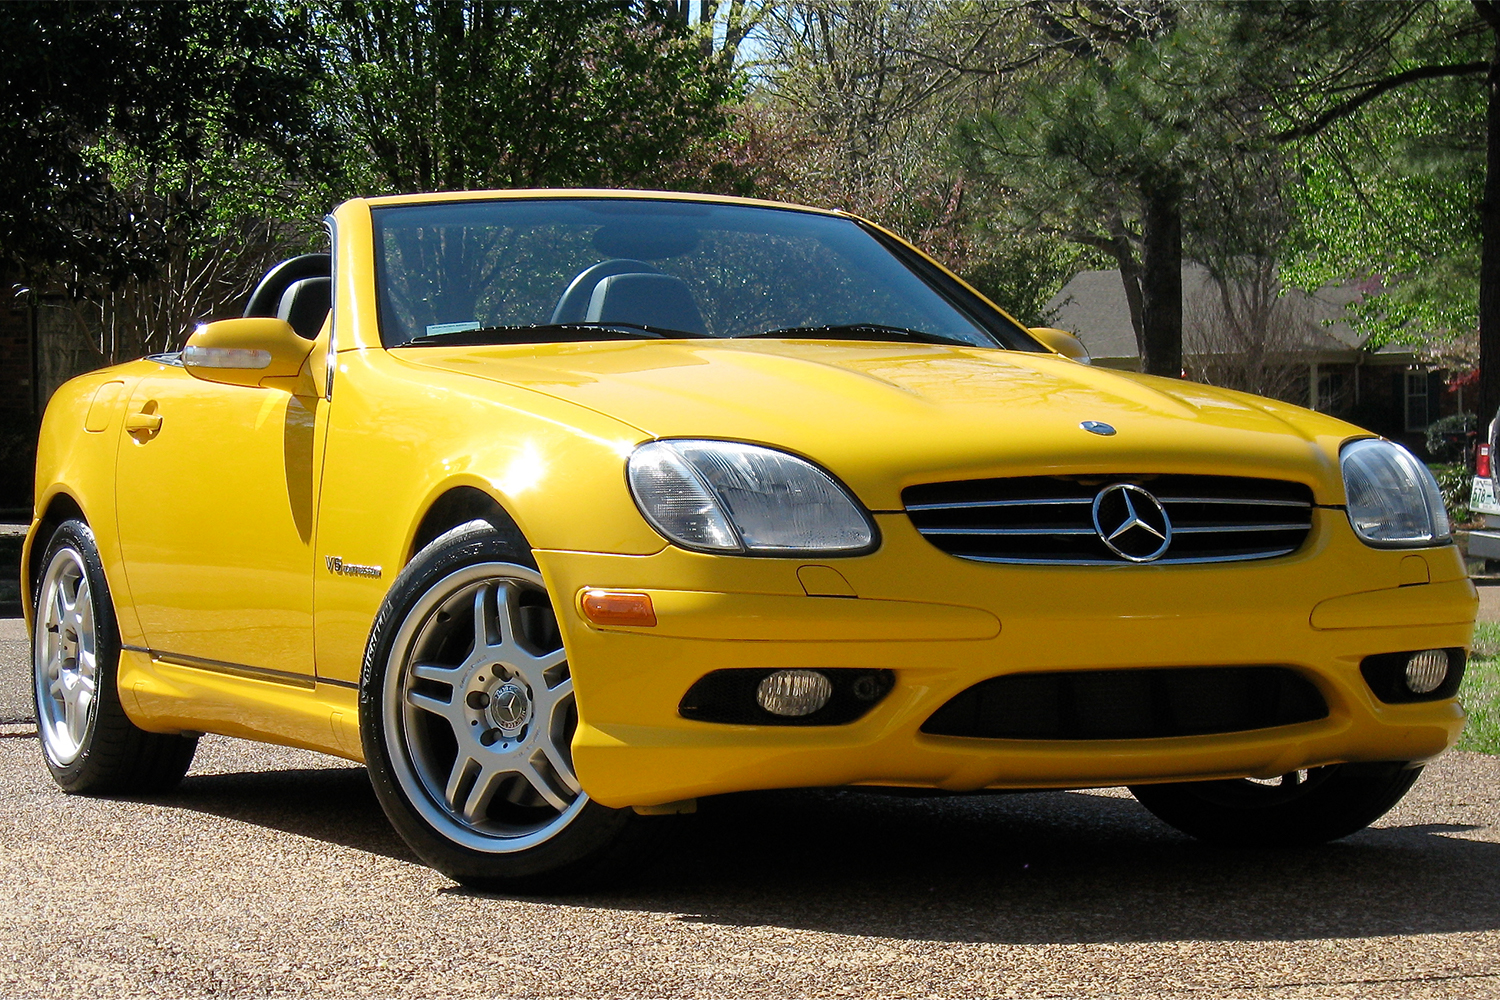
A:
[32,519,197,793]
[361,519,641,890]
[1128,762,1421,846]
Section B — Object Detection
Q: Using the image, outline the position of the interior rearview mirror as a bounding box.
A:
[183,317,315,390]
[1028,327,1092,364]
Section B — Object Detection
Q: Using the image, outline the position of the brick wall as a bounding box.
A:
[0,272,33,420]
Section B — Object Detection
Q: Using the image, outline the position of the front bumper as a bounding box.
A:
[538,510,1476,809]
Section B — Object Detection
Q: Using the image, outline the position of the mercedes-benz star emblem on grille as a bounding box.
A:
[1080,420,1116,436]
[1091,483,1173,562]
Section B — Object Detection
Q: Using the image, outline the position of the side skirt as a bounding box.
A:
[116,646,363,762]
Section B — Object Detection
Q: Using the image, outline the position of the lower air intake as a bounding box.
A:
[922,666,1327,740]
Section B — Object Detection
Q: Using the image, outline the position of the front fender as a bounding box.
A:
[27,360,155,640]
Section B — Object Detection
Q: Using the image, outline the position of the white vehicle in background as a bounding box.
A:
[1469,415,1500,566]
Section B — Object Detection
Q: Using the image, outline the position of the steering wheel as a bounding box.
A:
[550,259,660,324]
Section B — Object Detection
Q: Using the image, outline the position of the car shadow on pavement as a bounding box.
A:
[146,763,1500,945]
[144,766,422,866]
[587,786,1500,945]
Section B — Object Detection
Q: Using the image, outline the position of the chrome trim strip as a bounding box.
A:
[910,497,1310,513]
[950,547,1297,566]
[905,498,1092,512]
[1171,523,1311,534]
[920,526,1097,536]
[123,645,318,691]
[1158,497,1311,508]
[323,213,338,402]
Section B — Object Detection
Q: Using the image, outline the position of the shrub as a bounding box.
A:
[1428,462,1474,526]
[1426,411,1477,463]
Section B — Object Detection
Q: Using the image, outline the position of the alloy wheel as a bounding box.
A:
[34,545,98,765]
[381,563,586,853]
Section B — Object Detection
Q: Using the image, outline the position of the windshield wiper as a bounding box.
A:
[743,323,978,348]
[402,321,710,347]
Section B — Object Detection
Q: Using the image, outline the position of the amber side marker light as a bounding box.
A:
[581,590,657,627]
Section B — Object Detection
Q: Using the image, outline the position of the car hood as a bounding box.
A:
[397,339,1357,508]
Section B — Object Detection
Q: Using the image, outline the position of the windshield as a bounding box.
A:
[371,198,1038,350]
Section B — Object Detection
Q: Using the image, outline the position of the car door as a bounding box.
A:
[113,358,326,684]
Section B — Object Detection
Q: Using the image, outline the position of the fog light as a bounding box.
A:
[1405,650,1449,694]
[756,669,833,717]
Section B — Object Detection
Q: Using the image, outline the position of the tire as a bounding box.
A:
[1128,762,1422,847]
[32,519,198,794]
[360,519,644,890]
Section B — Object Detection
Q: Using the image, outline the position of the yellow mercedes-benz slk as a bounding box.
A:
[26,190,1476,888]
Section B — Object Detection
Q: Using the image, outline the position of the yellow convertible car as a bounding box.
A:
[27,190,1476,887]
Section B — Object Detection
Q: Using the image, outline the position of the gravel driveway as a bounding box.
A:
[3,612,1500,996]
[1,733,1497,997]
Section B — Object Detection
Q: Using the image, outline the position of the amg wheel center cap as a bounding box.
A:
[1092,483,1172,562]
[489,682,532,736]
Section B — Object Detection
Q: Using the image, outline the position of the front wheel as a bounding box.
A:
[360,519,640,890]
[1128,762,1422,847]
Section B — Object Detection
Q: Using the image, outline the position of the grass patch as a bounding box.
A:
[1458,621,1500,753]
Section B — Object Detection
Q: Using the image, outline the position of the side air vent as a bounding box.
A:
[903,474,1314,565]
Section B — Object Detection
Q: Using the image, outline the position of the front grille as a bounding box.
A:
[921,666,1328,740]
[903,474,1314,565]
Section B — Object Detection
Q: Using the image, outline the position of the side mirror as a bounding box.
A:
[183,317,315,389]
[1028,327,1092,364]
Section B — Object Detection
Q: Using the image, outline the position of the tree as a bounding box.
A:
[53,140,325,367]
[955,3,1228,378]
[752,1,1083,321]
[0,1,321,281]
[1183,263,1311,405]
[1231,0,1500,417]
[313,0,740,196]
[1278,75,1482,349]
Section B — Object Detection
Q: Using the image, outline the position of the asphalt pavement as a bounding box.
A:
[1,618,28,723]
[4,608,1500,996]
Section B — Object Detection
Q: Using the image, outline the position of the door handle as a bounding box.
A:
[125,408,162,437]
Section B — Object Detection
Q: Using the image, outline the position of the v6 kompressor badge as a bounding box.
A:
[325,555,382,578]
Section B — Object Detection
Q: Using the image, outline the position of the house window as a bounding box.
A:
[1316,370,1345,413]
[1405,369,1429,432]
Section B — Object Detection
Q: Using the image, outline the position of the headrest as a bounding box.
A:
[550,258,658,324]
[585,273,706,336]
[277,277,331,339]
[244,253,331,319]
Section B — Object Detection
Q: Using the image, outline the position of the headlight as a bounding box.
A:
[1340,438,1451,547]
[627,440,876,555]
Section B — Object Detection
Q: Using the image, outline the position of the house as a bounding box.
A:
[1043,265,1466,454]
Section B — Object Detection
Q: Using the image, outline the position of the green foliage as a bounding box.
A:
[1429,462,1475,525]
[956,234,1089,327]
[313,0,742,198]
[1458,621,1500,754]
[1279,77,1485,347]
[1224,0,1493,351]
[0,0,322,279]
[1426,412,1478,464]
[2,0,748,286]
[950,5,1287,371]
